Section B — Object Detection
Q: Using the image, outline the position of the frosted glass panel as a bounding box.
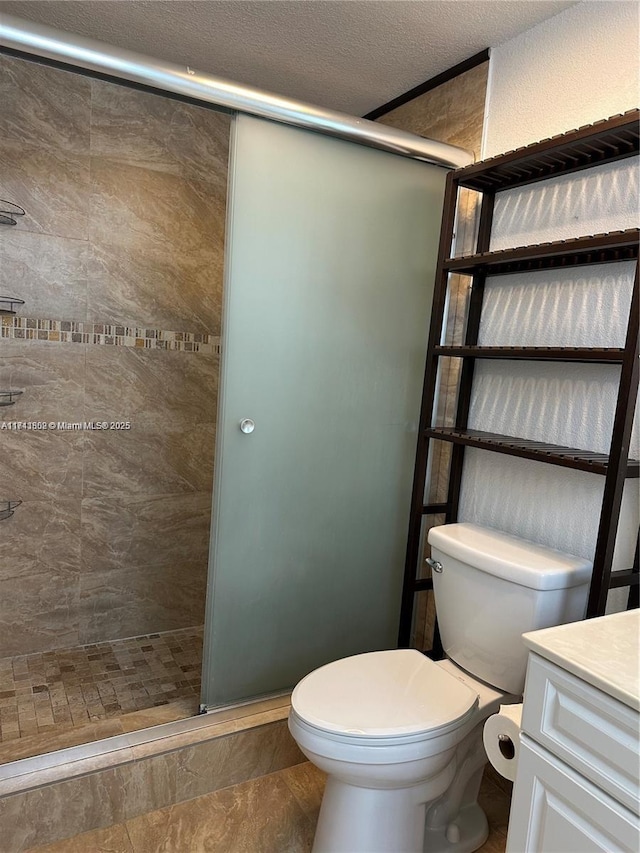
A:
[201,114,446,707]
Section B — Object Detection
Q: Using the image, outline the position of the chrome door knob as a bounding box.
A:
[239,418,255,434]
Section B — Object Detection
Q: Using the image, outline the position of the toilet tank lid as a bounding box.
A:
[428,523,592,590]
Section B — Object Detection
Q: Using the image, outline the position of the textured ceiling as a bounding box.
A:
[0,1,577,115]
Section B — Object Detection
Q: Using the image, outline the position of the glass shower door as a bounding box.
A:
[201,114,447,707]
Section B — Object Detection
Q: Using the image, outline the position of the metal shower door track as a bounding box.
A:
[0,13,473,170]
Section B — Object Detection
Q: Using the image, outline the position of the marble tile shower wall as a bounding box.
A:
[379,61,488,508]
[0,55,231,656]
[377,62,488,650]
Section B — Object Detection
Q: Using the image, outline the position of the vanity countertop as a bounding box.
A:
[522,609,639,711]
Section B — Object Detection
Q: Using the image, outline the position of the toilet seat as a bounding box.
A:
[291,649,478,741]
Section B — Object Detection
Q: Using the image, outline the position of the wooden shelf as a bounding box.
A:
[609,570,640,590]
[427,427,640,478]
[434,346,626,364]
[444,229,639,276]
[453,110,639,192]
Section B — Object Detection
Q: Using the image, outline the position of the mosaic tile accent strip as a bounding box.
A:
[1,316,221,354]
[0,626,203,742]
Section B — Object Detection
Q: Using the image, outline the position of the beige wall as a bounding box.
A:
[0,55,230,655]
[376,61,489,649]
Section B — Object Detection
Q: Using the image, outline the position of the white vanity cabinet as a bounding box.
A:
[505,611,640,853]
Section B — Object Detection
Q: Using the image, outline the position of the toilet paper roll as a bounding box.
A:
[483,703,523,782]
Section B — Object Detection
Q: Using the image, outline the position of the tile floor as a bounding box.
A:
[26,763,511,852]
[0,626,203,755]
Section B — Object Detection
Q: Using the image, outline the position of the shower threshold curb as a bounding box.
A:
[0,692,291,796]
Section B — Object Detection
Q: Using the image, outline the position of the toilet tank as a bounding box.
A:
[427,523,592,695]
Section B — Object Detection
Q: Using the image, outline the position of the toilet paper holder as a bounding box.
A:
[483,702,522,782]
[498,733,516,760]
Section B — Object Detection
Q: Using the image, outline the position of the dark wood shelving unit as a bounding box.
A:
[400,110,640,650]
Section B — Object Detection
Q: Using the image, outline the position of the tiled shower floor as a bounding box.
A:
[0,626,203,763]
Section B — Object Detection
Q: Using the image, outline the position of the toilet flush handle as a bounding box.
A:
[426,557,443,573]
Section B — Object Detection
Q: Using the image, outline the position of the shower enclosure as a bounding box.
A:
[0,13,471,759]
[0,52,230,759]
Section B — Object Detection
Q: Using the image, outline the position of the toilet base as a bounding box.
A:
[312,763,456,853]
[423,802,489,853]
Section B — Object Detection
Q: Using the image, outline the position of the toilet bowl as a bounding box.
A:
[421,658,519,853]
[289,649,487,853]
[288,523,592,853]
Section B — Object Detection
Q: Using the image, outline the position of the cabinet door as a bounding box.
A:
[507,737,639,852]
[522,654,639,813]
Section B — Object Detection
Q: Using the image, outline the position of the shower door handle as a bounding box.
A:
[239,418,255,434]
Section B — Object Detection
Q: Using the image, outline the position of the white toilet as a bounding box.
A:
[288,522,592,853]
